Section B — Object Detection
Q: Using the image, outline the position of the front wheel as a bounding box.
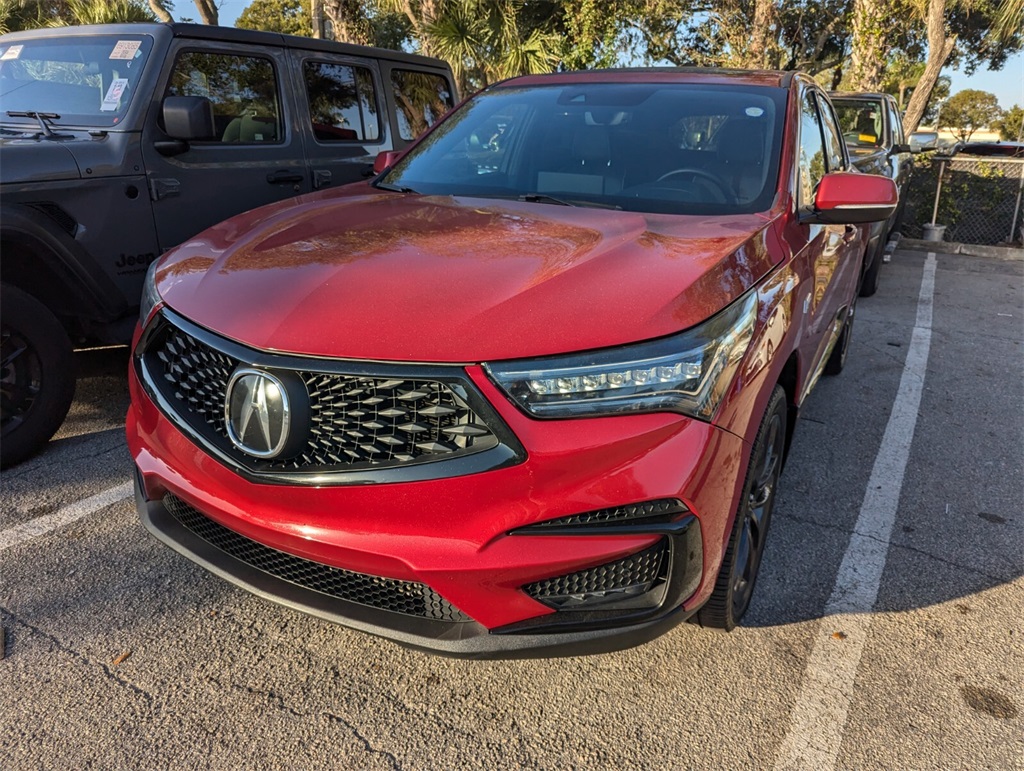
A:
[859,236,885,298]
[1,284,76,468]
[698,385,787,630]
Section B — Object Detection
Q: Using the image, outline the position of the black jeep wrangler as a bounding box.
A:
[0,23,456,466]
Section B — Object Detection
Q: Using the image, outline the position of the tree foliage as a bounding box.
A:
[237,0,311,35]
[993,104,1024,140]
[942,89,1003,141]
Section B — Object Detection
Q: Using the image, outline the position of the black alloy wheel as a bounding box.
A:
[824,300,855,376]
[859,236,885,297]
[0,284,76,468]
[698,385,787,630]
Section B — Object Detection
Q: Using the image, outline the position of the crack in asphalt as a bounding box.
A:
[206,674,403,771]
[0,605,156,709]
[776,512,1011,585]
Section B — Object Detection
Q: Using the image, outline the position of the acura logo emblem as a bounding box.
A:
[225,369,292,458]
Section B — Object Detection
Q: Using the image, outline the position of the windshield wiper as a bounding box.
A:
[517,193,575,206]
[374,181,418,194]
[6,111,66,139]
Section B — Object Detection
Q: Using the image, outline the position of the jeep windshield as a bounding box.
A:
[378,82,787,216]
[0,34,154,128]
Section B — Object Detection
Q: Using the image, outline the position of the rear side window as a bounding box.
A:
[798,92,826,208]
[391,70,454,141]
[167,51,281,144]
[887,100,905,145]
[818,99,846,172]
[304,61,380,142]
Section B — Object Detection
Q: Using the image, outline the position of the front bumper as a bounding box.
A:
[136,473,705,657]
[127,331,751,656]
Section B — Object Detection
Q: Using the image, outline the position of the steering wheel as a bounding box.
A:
[655,168,729,203]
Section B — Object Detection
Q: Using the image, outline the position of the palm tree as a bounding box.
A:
[377,0,558,93]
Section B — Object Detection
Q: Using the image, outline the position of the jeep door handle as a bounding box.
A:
[267,170,304,184]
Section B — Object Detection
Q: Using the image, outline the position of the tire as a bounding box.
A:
[824,300,855,376]
[859,236,884,297]
[1,284,76,468]
[698,385,787,630]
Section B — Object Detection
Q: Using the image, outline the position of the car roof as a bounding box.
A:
[495,68,796,89]
[0,22,450,70]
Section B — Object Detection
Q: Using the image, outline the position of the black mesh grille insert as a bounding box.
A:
[529,499,685,529]
[524,541,669,608]
[145,319,499,473]
[163,494,469,621]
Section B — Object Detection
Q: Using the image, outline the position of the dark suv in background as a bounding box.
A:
[829,91,913,296]
[0,23,456,466]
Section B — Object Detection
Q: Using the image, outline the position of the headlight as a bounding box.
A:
[139,258,163,326]
[485,291,757,420]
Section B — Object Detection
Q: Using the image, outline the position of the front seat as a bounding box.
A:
[223,111,278,143]
[714,118,767,204]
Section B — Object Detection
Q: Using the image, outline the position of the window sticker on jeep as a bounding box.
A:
[0,45,23,60]
[101,78,129,111]
[110,40,141,60]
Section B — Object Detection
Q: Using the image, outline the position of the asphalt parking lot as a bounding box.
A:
[2,246,1022,770]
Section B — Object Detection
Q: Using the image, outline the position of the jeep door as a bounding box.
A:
[380,64,456,150]
[291,51,386,191]
[142,40,311,251]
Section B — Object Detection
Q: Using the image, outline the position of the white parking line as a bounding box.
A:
[0,481,133,552]
[774,253,937,770]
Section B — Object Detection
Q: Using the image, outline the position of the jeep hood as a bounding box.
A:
[156,190,780,362]
[0,136,80,183]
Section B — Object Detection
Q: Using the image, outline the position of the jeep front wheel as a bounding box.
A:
[1,284,75,468]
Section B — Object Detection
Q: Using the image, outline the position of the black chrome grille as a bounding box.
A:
[163,494,469,621]
[143,317,501,473]
[524,541,669,609]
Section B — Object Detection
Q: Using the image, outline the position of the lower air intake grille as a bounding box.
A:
[523,540,669,609]
[163,494,468,622]
[529,499,685,529]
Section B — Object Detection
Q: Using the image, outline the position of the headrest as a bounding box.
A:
[572,126,611,165]
[716,119,766,166]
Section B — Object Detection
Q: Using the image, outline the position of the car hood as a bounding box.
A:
[156,189,780,362]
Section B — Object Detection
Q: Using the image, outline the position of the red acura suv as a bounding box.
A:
[127,70,896,656]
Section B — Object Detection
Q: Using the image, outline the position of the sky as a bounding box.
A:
[215,3,1024,110]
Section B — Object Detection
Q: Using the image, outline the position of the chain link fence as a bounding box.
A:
[900,156,1024,246]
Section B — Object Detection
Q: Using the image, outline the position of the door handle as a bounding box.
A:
[267,170,304,184]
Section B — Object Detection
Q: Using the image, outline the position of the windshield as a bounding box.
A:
[380,82,787,216]
[0,34,154,128]
[831,99,885,149]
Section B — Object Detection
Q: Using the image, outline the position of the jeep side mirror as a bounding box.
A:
[162,96,216,141]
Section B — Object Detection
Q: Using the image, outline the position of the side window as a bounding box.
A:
[391,70,454,141]
[304,61,380,143]
[818,99,846,172]
[887,100,905,145]
[798,91,827,208]
[167,51,281,144]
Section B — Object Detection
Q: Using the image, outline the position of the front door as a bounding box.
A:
[142,41,311,251]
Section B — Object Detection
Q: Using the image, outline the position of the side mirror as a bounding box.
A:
[373,149,403,175]
[805,171,898,224]
[162,96,216,141]
[890,143,912,155]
